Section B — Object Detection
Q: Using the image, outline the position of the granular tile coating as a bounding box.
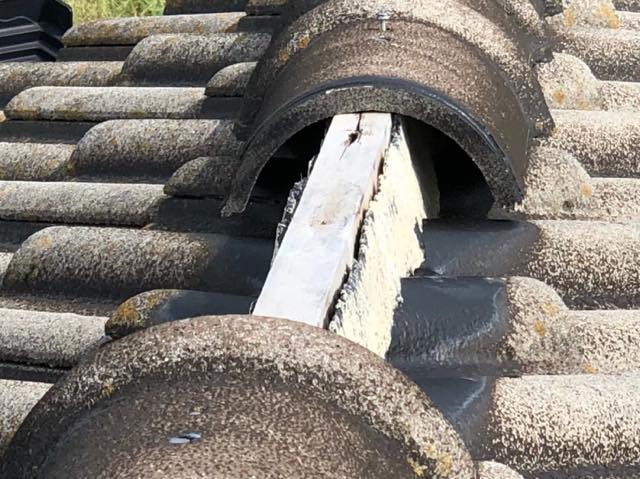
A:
[0,0,640,476]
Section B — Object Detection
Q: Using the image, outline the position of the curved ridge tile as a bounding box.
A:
[0,315,477,478]
[223,0,559,215]
[225,20,542,214]
[238,0,553,138]
[276,0,554,58]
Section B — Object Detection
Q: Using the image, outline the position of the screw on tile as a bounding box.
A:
[378,10,392,32]
[169,432,202,445]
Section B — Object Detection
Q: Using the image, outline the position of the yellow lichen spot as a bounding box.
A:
[580,182,594,198]
[533,320,547,337]
[564,8,576,27]
[585,363,599,374]
[424,443,453,477]
[297,33,311,50]
[114,300,143,329]
[575,98,594,110]
[407,457,425,477]
[541,302,561,317]
[597,4,621,29]
[32,233,53,250]
[102,380,116,398]
[278,49,290,63]
[552,89,566,106]
[435,454,453,476]
[608,15,621,29]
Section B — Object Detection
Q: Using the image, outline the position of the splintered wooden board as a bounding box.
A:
[253,113,393,327]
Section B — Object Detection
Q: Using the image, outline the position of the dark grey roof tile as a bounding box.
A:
[0,253,12,284]
[164,156,236,197]
[120,33,270,85]
[477,462,523,479]
[205,61,256,97]
[558,26,640,81]
[56,46,134,62]
[483,374,640,477]
[164,0,248,15]
[0,143,73,181]
[0,121,95,144]
[151,196,283,238]
[542,109,640,177]
[4,87,213,122]
[0,293,120,318]
[2,226,273,299]
[0,182,164,226]
[68,119,240,181]
[422,220,640,309]
[245,0,287,16]
[618,10,640,28]
[391,275,640,376]
[537,52,640,111]
[0,308,107,369]
[106,289,254,339]
[0,221,51,253]
[615,0,640,10]
[503,145,640,221]
[63,13,245,47]
[0,62,122,109]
